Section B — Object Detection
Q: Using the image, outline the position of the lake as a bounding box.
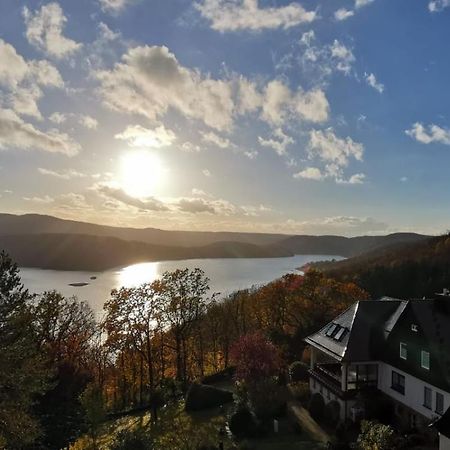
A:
[19,254,342,317]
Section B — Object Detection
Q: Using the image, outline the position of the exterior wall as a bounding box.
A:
[309,376,357,421]
[378,361,450,421]
[440,434,450,450]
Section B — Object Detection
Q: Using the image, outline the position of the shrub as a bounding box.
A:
[357,420,406,450]
[290,381,310,402]
[185,383,233,412]
[324,400,341,426]
[248,378,287,420]
[110,428,152,450]
[289,361,309,382]
[202,366,235,385]
[229,407,258,438]
[308,393,325,421]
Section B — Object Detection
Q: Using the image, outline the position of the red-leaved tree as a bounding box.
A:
[230,332,282,384]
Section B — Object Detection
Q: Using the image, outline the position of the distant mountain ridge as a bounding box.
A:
[0,213,431,271]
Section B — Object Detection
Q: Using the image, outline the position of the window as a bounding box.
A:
[326,324,337,337]
[436,392,444,415]
[411,324,418,332]
[334,327,347,341]
[400,342,407,360]
[391,371,405,395]
[424,386,432,409]
[421,351,430,370]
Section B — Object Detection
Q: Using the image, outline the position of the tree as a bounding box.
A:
[230,332,281,384]
[153,268,210,386]
[0,251,50,448]
[80,382,107,449]
[357,420,405,450]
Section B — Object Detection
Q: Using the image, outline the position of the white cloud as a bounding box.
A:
[99,0,137,13]
[202,169,211,177]
[293,167,324,180]
[195,0,316,32]
[285,215,387,236]
[244,150,258,159]
[308,128,364,166]
[23,195,54,204]
[200,131,233,149]
[0,108,80,156]
[115,124,176,148]
[334,8,354,21]
[355,0,375,8]
[96,45,329,133]
[94,183,169,211]
[49,112,67,124]
[79,115,98,130]
[405,122,450,145]
[298,33,356,80]
[400,176,408,182]
[258,128,294,156]
[38,167,87,179]
[181,141,201,152]
[429,0,450,11]
[293,129,365,184]
[0,40,63,119]
[365,72,384,93]
[23,3,82,59]
[261,80,329,126]
[330,40,355,75]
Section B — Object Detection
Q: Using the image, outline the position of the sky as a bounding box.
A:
[1,0,450,236]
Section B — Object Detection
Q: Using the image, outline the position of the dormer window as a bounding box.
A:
[400,342,407,360]
[421,351,430,370]
[411,324,418,332]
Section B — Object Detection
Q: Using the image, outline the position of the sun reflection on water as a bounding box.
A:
[117,262,160,288]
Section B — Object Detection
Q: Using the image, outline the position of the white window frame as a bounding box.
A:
[400,342,407,360]
[421,350,430,370]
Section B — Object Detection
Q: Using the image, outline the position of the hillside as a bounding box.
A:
[0,213,288,247]
[0,233,291,271]
[311,234,450,298]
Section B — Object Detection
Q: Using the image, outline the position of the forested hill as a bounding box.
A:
[0,234,291,271]
[311,234,450,299]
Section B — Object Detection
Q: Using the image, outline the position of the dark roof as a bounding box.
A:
[305,295,450,391]
[304,298,404,362]
[431,407,450,438]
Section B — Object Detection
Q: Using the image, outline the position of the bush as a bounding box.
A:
[290,381,310,402]
[248,379,287,420]
[185,383,233,412]
[308,393,325,421]
[110,428,152,450]
[289,361,309,382]
[229,407,258,438]
[324,400,341,426]
[202,366,235,385]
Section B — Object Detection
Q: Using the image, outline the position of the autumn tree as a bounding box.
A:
[153,268,211,386]
[0,251,50,448]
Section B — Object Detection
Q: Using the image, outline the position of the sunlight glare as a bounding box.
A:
[120,151,166,198]
[118,262,160,288]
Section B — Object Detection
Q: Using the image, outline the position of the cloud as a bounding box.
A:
[355,0,375,8]
[336,173,366,184]
[0,40,63,119]
[23,195,54,204]
[195,0,316,32]
[78,115,98,130]
[38,167,87,179]
[200,131,233,148]
[94,183,169,211]
[298,33,356,80]
[96,45,330,132]
[181,141,201,152]
[285,215,387,236]
[365,72,384,93]
[99,0,137,13]
[330,40,355,75]
[405,122,450,145]
[293,167,324,180]
[0,108,81,156]
[258,128,294,156]
[261,80,329,126]
[334,8,354,20]
[429,0,450,11]
[202,169,211,177]
[49,112,99,130]
[176,197,216,214]
[244,150,258,159]
[115,124,176,148]
[23,3,82,59]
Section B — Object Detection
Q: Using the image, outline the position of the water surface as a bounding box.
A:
[20,255,342,317]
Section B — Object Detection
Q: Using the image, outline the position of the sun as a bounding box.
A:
[120,151,165,198]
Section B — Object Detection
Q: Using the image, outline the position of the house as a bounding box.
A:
[304,293,450,433]
[431,407,450,450]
